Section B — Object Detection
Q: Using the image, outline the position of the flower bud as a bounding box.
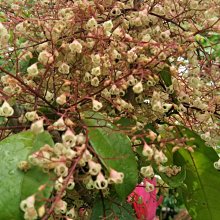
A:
[30,119,44,134]
[56,94,67,105]
[45,91,54,101]
[142,143,154,159]
[148,130,157,141]
[82,149,93,162]
[27,63,39,77]
[76,133,86,145]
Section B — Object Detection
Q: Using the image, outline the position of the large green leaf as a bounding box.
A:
[91,196,135,220]
[174,127,220,220]
[0,131,54,220]
[83,111,138,200]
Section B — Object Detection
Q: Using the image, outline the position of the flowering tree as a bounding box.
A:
[0,0,220,219]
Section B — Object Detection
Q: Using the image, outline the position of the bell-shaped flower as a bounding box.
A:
[53,117,66,131]
[108,168,124,184]
[140,165,154,178]
[66,207,77,219]
[69,39,82,53]
[142,143,154,160]
[133,81,143,94]
[30,119,44,134]
[0,101,14,117]
[20,195,36,212]
[95,172,108,190]
[56,94,67,105]
[54,200,67,214]
[62,129,77,148]
[92,99,102,111]
[88,160,102,176]
[54,163,68,177]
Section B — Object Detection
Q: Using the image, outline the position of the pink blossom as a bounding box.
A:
[128,178,163,220]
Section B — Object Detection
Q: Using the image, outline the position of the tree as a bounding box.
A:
[0,0,220,219]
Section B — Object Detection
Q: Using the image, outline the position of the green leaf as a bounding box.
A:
[83,111,138,200]
[159,67,172,87]
[174,127,220,220]
[91,197,135,220]
[0,131,54,220]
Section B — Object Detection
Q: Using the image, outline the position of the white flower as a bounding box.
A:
[27,63,39,77]
[140,165,154,178]
[38,51,54,65]
[53,117,66,131]
[56,94,67,105]
[92,99,102,111]
[30,119,44,134]
[86,17,98,30]
[0,101,14,117]
[88,160,102,176]
[103,20,113,32]
[133,82,143,94]
[69,40,82,53]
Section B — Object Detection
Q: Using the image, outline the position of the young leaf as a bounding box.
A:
[174,127,220,220]
[83,111,138,200]
[0,131,54,220]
